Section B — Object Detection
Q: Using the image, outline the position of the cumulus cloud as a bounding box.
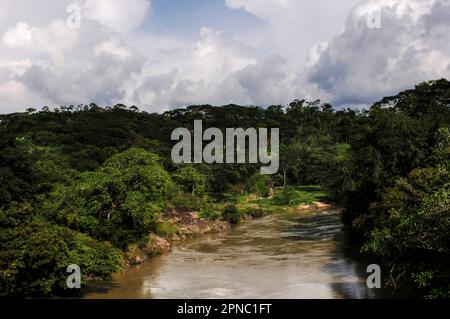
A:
[225,0,360,62]
[0,0,148,112]
[0,0,449,113]
[2,22,34,48]
[307,0,450,106]
[120,27,261,111]
[84,0,151,33]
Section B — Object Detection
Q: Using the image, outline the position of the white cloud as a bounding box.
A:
[94,38,133,60]
[121,27,261,111]
[0,80,47,114]
[3,22,33,48]
[84,0,151,33]
[0,0,449,113]
[225,0,291,21]
[0,0,150,112]
[352,0,436,22]
[226,0,360,62]
[307,0,450,106]
[0,59,33,77]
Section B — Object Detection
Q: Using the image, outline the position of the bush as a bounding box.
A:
[222,204,241,224]
[154,221,178,237]
[199,205,220,220]
[171,192,205,211]
[246,174,272,197]
[273,187,298,205]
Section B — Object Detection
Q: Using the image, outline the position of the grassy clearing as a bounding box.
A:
[207,186,329,218]
[239,186,327,213]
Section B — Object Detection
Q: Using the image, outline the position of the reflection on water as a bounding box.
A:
[85,209,382,299]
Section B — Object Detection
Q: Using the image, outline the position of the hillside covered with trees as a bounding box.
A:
[1,79,449,298]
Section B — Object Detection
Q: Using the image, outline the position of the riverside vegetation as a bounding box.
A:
[0,79,449,298]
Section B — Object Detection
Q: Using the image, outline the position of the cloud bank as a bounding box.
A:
[0,0,449,113]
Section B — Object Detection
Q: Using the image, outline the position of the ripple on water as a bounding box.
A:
[84,210,383,299]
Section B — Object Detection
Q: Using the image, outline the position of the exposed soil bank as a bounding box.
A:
[126,207,233,266]
[296,201,334,210]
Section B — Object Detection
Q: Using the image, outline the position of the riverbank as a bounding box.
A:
[84,207,379,299]
[126,207,232,265]
[124,186,332,267]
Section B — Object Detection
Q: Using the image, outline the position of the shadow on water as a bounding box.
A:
[85,280,120,295]
[284,212,342,241]
[284,210,390,299]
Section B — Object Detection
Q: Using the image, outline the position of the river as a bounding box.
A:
[84,209,382,299]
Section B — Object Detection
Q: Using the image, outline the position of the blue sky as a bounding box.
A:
[143,0,263,36]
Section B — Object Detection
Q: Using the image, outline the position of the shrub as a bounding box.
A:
[171,192,205,211]
[222,204,241,224]
[154,221,178,237]
[273,186,298,205]
[199,205,220,220]
[246,174,273,198]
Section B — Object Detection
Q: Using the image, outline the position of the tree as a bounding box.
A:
[45,148,176,249]
[363,127,450,298]
[172,166,207,196]
[0,202,122,297]
[246,173,273,198]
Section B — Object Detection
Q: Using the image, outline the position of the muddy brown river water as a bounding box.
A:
[84,209,382,299]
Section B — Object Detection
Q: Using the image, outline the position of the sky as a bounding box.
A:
[0,0,449,113]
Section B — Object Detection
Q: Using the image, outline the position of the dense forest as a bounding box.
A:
[1,79,449,298]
